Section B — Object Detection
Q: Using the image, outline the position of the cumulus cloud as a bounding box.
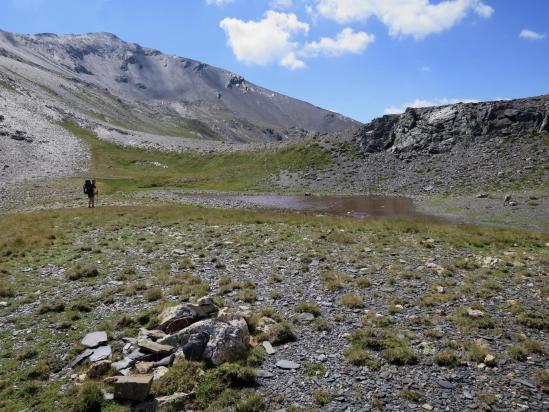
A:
[301,28,375,57]
[220,11,309,69]
[519,29,545,41]
[384,97,479,114]
[315,0,494,39]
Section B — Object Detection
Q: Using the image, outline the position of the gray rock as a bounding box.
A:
[437,379,454,389]
[256,369,274,378]
[81,331,108,348]
[70,348,93,368]
[276,360,300,369]
[356,96,549,154]
[112,357,134,371]
[182,331,210,361]
[112,375,153,402]
[203,318,250,366]
[89,345,112,362]
[158,302,218,334]
[296,312,315,323]
[137,339,174,356]
[262,341,276,355]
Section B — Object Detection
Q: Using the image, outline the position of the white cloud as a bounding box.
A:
[220,11,309,69]
[205,0,236,5]
[384,97,479,114]
[270,0,293,9]
[519,29,545,41]
[301,27,375,57]
[315,0,494,39]
[420,65,431,72]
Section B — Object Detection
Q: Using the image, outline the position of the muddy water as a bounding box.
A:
[192,194,428,219]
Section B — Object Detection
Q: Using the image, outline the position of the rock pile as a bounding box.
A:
[355,94,549,154]
[69,296,251,404]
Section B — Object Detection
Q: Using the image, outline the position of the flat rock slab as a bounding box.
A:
[89,345,112,362]
[262,341,276,355]
[112,357,134,371]
[81,331,108,348]
[276,360,300,370]
[296,312,315,323]
[113,375,153,402]
[437,379,454,389]
[138,339,174,356]
[70,348,93,368]
[256,369,274,378]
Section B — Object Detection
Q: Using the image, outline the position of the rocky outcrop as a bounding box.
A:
[356,95,549,154]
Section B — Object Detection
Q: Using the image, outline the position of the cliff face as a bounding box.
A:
[356,95,549,154]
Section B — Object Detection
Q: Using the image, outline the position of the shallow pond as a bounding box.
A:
[182,193,430,219]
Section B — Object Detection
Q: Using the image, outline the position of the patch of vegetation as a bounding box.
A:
[303,362,325,377]
[266,322,296,345]
[337,294,364,309]
[433,350,459,368]
[294,302,321,316]
[348,328,417,365]
[61,119,333,193]
[312,388,334,406]
[65,265,99,281]
[67,381,103,412]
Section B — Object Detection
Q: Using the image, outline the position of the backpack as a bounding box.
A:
[83,180,92,195]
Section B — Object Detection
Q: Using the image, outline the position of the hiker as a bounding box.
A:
[83,179,98,208]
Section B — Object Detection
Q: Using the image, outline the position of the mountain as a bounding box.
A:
[0,29,358,143]
[355,95,549,154]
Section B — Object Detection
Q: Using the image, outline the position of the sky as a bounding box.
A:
[0,0,547,122]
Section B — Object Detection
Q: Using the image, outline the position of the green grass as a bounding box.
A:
[61,119,332,193]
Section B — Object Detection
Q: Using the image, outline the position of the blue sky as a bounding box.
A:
[1,0,547,122]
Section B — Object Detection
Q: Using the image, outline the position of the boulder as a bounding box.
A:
[153,366,169,381]
[137,340,174,356]
[204,318,250,366]
[86,360,112,378]
[135,361,155,374]
[158,301,218,334]
[112,375,153,402]
[112,357,134,372]
[89,345,112,362]
[159,318,250,366]
[159,319,216,347]
[182,331,210,361]
[81,331,108,348]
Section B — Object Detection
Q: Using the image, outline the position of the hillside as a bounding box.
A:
[0,29,357,142]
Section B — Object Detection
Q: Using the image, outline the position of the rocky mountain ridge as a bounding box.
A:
[355,95,549,154]
[0,29,358,143]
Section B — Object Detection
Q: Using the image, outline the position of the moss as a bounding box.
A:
[343,347,381,370]
[303,362,325,377]
[312,388,334,406]
[433,350,459,368]
[151,360,201,396]
[37,302,65,314]
[516,309,549,330]
[266,322,296,345]
[533,370,549,394]
[65,265,99,281]
[68,381,103,412]
[400,389,423,403]
[337,294,364,308]
[144,287,163,302]
[294,302,321,316]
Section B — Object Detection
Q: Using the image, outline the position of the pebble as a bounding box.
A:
[276,360,300,370]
